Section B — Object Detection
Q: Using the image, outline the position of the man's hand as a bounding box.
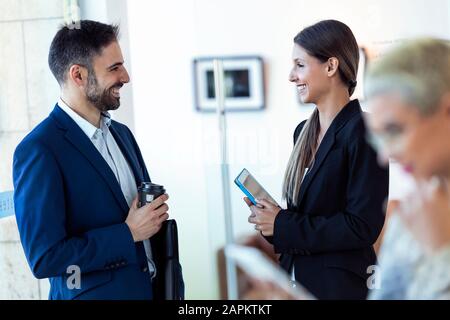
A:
[244,197,281,237]
[125,194,169,242]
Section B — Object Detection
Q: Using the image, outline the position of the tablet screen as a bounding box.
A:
[238,169,278,205]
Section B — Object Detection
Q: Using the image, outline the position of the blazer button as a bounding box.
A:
[142,266,148,273]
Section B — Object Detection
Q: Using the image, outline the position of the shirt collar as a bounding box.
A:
[58,98,112,140]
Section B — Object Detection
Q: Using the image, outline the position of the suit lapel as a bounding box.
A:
[109,124,144,186]
[51,105,129,213]
[296,129,335,207]
[296,100,362,207]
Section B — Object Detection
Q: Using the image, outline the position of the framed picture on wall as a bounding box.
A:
[193,56,265,112]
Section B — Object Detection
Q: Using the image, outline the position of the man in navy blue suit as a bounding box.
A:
[13,20,178,299]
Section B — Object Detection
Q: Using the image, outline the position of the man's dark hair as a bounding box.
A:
[48,20,120,85]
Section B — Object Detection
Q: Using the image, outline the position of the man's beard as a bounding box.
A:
[85,71,123,112]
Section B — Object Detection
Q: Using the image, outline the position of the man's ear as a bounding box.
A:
[68,64,88,87]
[326,57,339,77]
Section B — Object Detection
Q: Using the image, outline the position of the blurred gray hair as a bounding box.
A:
[365,38,450,115]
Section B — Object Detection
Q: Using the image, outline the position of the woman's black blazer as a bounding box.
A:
[270,99,389,300]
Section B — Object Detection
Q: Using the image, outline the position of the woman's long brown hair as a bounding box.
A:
[283,20,359,206]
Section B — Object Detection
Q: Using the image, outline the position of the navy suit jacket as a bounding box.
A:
[270,100,389,300]
[13,104,179,300]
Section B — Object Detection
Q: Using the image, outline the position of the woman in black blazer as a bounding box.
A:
[246,20,389,299]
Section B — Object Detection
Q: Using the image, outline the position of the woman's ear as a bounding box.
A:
[326,57,339,77]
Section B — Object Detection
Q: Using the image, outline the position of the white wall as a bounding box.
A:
[126,0,450,299]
